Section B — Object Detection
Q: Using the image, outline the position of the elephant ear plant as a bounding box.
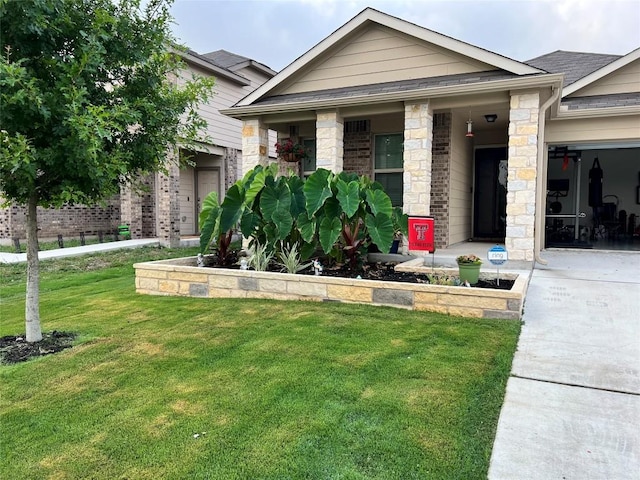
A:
[199,165,400,272]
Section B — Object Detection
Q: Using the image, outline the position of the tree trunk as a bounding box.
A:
[25,193,42,343]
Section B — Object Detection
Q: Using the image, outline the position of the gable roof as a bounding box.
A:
[177,48,276,86]
[526,50,621,87]
[202,49,276,76]
[560,48,640,97]
[236,7,544,108]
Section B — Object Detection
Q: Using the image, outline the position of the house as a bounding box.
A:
[221,8,640,260]
[0,49,277,247]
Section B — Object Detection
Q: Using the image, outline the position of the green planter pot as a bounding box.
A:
[457,263,481,284]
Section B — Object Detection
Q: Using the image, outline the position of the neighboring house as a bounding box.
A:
[222,8,640,260]
[0,49,276,246]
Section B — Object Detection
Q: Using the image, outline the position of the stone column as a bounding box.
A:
[224,147,239,191]
[241,119,269,178]
[316,110,344,172]
[506,92,540,261]
[155,150,181,248]
[403,102,433,216]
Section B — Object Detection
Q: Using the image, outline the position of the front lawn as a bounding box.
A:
[0,247,519,479]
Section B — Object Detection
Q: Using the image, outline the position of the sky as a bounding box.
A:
[169,0,640,72]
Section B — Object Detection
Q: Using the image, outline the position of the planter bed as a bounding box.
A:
[134,256,529,320]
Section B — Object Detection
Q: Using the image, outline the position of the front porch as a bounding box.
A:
[240,91,542,261]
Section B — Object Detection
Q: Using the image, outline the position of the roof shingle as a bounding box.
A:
[525,50,621,86]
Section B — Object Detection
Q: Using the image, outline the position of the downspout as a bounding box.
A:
[534,86,561,265]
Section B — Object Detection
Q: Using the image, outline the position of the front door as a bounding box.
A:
[196,169,220,233]
[474,147,507,240]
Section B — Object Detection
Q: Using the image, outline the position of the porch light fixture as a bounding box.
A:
[465,117,474,138]
[484,114,498,123]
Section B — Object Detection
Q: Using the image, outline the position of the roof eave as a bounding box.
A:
[562,47,640,97]
[554,104,640,119]
[173,49,251,86]
[221,73,563,119]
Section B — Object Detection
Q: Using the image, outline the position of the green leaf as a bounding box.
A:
[260,184,291,221]
[287,175,306,218]
[244,167,268,207]
[319,216,342,254]
[336,179,361,218]
[304,168,333,217]
[198,191,219,230]
[392,207,409,237]
[240,210,260,238]
[199,205,220,254]
[365,189,393,218]
[297,213,317,243]
[272,209,293,241]
[219,184,245,233]
[365,213,394,254]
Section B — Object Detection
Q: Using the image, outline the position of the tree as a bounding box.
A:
[0,0,214,342]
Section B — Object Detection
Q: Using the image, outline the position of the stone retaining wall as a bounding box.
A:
[134,257,527,319]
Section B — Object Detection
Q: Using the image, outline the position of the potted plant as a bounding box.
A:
[275,138,308,162]
[456,254,482,285]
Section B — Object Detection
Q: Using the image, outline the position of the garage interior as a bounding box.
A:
[545,144,640,251]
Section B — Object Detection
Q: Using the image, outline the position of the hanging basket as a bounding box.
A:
[280,153,301,163]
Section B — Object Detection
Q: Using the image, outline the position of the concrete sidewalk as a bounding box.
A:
[489,250,640,479]
[0,238,200,264]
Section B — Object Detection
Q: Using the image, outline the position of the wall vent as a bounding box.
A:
[344,119,370,134]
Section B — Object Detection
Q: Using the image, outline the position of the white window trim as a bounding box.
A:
[373,133,404,206]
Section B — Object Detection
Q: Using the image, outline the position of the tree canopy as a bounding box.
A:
[0,0,215,342]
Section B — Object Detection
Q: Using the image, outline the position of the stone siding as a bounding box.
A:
[403,103,433,217]
[241,119,269,177]
[430,113,452,249]
[224,147,239,191]
[316,111,344,172]
[506,92,540,261]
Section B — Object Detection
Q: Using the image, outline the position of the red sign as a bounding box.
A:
[408,216,435,252]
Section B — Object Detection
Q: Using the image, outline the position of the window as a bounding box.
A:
[374,133,404,206]
[302,138,316,178]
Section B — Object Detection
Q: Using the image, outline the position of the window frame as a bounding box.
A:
[373,132,404,207]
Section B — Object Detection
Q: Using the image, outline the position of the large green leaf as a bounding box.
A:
[365,189,393,218]
[244,167,268,207]
[319,216,342,254]
[336,179,361,218]
[287,176,306,219]
[219,184,245,233]
[260,184,291,221]
[199,204,220,254]
[304,168,333,217]
[198,190,219,230]
[297,213,317,243]
[272,209,294,241]
[365,212,394,254]
[392,207,409,237]
[321,196,342,221]
[240,210,260,238]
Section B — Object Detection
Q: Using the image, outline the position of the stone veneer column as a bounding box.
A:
[155,150,181,248]
[224,147,239,191]
[241,119,269,178]
[403,102,433,216]
[316,111,344,172]
[506,92,540,261]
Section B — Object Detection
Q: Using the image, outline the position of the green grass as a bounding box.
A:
[0,247,520,479]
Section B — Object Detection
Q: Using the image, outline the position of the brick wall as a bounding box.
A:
[430,113,452,248]
[343,131,372,177]
[0,198,121,240]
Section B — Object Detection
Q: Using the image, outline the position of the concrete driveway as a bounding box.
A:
[489,250,640,479]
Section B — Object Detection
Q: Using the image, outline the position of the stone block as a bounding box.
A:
[482,309,520,320]
[448,306,483,318]
[516,168,537,180]
[327,285,373,302]
[188,283,208,297]
[509,109,531,121]
[508,298,522,312]
[137,268,168,279]
[509,135,528,146]
[415,303,448,314]
[414,292,439,304]
[287,281,327,297]
[516,124,538,135]
[372,288,413,306]
[209,276,238,289]
[168,271,208,283]
[259,279,288,293]
[442,294,507,310]
[138,277,159,291]
[159,280,179,294]
[239,277,259,291]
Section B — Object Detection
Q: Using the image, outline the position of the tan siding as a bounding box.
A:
[448,111,473,244]
[276,26,496,95]
[546,115,640,144]
[570,60,640,97]
[178,64,273,151]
